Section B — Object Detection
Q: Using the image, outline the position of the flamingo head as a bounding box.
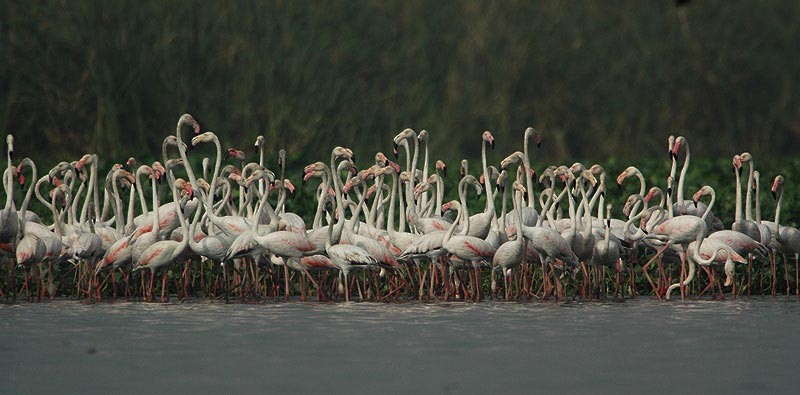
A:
[332,146,354,163]
[191,132,216,147]
[75,154,93,172]
[342,175,361,195]
[581,170,597,187]
[441,200,459,215]
[460,159,468,177]
[526,128,542,148]
[500,151,523,170]
[569,162,585,176]
[164,158,185,175]
[739,152,753,163]
[413,182,430,199]
[278,149,286,168]
[374,152,388,167]
[511,180,526,195]
[254,135,265,151]
[384,160,400,174]
[393,128,415,146]
[151,162,165,181]
[496,170,508,192]
[692,185,712,207]
[482,131,494,149]
[179,114,201,135]
[615,166,638,187]
[225,148,246,161]
[15,166,24,186]
[732,154,742,172]
[771,175,784,200]
[671,136,685,157]
[284,179,296,197]
[417,129,428,142]
[6,134,13,159]
[666,176,674,199]
[176,178,195,199]
[667,135,675,158]
[192,178,208,193]
[125,157,137,172]
[435,160,446,177]
[644,187,660,204]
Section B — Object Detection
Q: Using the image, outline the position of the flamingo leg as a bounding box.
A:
[644,242,671,300]
[160,270,167,302]
[783,253,790,301]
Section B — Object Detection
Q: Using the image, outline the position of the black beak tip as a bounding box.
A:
[536,142,541,148]
[600,191,605,198]
[772,191,777,200]
[693,200,698,208]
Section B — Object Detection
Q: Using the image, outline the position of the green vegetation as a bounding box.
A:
[1,1,800,226]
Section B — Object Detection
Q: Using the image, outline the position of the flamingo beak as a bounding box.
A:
[392,143,398,158]
[667,187,672,198]
[772,190,777,200]
[693,199,698,208]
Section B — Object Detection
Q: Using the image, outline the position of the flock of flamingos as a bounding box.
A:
[0,114,797,303]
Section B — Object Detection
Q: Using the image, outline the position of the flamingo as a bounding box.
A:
[0,134,19,243]
[492,181,538,299]
[732,153,761,241]
[591,204,624,298]
[442,175,497,301]
[132,178,192,302]
[766,175,800,298]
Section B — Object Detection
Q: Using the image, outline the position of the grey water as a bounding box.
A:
[2,298,799,394]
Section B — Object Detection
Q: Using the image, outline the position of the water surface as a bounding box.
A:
[2,298,798,394]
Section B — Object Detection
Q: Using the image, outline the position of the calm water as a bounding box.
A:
[2,298,799,394]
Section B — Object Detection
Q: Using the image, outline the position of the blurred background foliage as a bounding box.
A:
[1,0,800,224]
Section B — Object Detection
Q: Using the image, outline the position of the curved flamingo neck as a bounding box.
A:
[734,166,743,223]
[4,141,12,210]
[176,119,200,191]
[676,142,689,204]
[136,166,150,215]
[443,202,462,244]
[481,138,494,215]
[151,175,160,236]
[774,184,783,227]
[209,135,222,208]
[79,157,97,223]
[18,159,37,217]
[754,174,762,223]
[745,160,755,221]
[523,129,535,205]
[700,190,715,222]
